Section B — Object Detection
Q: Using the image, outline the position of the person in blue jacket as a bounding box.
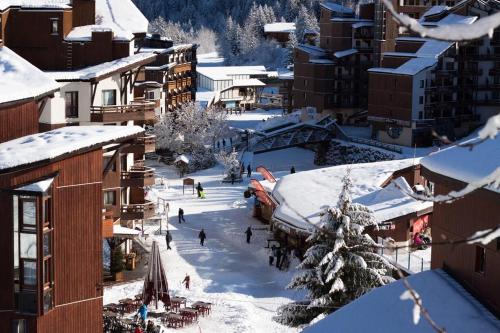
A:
[138,303,148,323]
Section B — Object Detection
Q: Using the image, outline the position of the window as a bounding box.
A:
[474,246,486,274]
[103,157,116,172]
[50,19,58,34]
[104,191,116,206]
[12,319,27,333]
[419,96,424,104]
[20,197,36,230]
[146,91,155,100]
[420,80,424,88]
[102,90,117,106]
[65,91,78,118]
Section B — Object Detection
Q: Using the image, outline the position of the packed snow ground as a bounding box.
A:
[104,109,309,332]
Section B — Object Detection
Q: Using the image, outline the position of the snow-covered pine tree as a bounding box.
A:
[275,169,394,327]
[286,32,298,66]
[295,4,319,44]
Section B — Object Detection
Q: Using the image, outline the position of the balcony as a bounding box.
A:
[121,166,155,188]
[122,134,156,154]
[90,101,156,123]
[121,201,155,220]
[102,210,115,238]
[173,62,192,74]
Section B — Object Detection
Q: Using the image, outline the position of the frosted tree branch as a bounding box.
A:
[381,0,500,41]
[397,270,446,333]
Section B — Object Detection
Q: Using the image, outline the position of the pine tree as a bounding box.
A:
[275,170,394,327]
[295,4,319,44]
[286,32,298,66]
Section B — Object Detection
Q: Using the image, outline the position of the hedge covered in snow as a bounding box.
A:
[315,140,396,166]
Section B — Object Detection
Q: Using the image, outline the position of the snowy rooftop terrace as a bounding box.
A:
[0,126,144,171]
[46,53,156,81]
[264,22,295,33]
[272,159,421,232]
[421,135,500,193]
[0,46,60,105]
[0,0,70,10]
[95,0,149,34]
[303,269,500,333]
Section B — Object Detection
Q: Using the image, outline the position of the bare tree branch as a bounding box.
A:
[381,0,500,41]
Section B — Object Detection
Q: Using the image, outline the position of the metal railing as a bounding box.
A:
[377,237,430,274]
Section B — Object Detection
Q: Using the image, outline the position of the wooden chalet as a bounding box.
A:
[421,134,500,316]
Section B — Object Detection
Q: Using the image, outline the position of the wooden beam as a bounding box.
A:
[91,82,98,106]
[120,71,132,104]
[37,96,49,116]
[103,148,120,177]
[130,66,144,93]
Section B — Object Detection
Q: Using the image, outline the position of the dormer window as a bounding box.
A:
[50,19,59,35]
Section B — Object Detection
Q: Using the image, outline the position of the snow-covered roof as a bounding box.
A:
[310,59,335,64]
[46,53,156,81]
[423,13,477,26]
[320,2,354,14]
[277,68,294,80]
[0,126,144,171]
[272,159,419,232]
[139,44,194,55]
[0,46,60,105]
[231,79,266,87]
[113,225,141,237]
[197,66,269,81]
[331,18,371,22]
[422,5,449,18]
[334,48,358,58]
[0,0,70,10]
[352,22,374,28]
[392,38,453,58]
[175,155,189,164]
[95,0,149,34]
[264,22,296,33]
[296,44,327,57]
[421,135,500,193]
[15,177,54,192]
[65,25,133,42]
[368,57,437,76]
[304,269,500,333]
[354,177,433,222]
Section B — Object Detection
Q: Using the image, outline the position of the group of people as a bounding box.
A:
[269,245,293,271]
[134,304,159,333]
[216,137,233,151]
[164,208,207,250]
[240,163,252,178]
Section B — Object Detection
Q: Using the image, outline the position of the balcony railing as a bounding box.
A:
[90,101,156,123]
[121,201,155,220]
[173,62,192,74]
[122,135,156,154]
[121,166,155,188]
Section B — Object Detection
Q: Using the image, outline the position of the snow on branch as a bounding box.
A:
[381,0,500,41]
[393,168,500,203]
[398,270,446,333]
[478,113,500,140]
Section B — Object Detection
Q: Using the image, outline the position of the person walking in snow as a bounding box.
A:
[275,247,283,269]
[290,166,296,174]
[196,182,203,198]
[199,228,207,246]
[247,164,252,178]
[165,231,172,250]
[178,208,185,223]
[269,245,276,266]
[217,141,220,150]
[137,303,148,324]
[230,137,233,146]
[245,227,253,244]
[222,138,226,148]
[182,274,190,290]
[231,172,236,185]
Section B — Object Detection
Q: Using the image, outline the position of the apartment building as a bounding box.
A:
[0,43,146,332]
[368,1,499,146]
[293,2,375,123]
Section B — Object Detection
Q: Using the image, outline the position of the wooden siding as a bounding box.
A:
[0,150,104,332]
[423,168,500,316]
[368,72,413,122]
[0,100,39,144]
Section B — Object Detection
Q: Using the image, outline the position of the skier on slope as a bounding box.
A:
[182,274,190,289]
[196,182,203,198]
[178,208,185,223]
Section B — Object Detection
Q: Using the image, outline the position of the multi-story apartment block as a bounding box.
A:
[0,42,146,332]
[293,2,375,123]
[368,1,499,146]
[139,35,198,115]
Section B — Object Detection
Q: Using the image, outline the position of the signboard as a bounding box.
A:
[183,178,195,195]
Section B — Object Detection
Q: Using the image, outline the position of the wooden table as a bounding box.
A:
[179,307,199,323]
[119,298,136,314]
[163,312,184,328]
[170,297,187,312]
[191,301,212,316]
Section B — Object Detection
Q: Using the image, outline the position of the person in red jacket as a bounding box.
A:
[134,325,143,333]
